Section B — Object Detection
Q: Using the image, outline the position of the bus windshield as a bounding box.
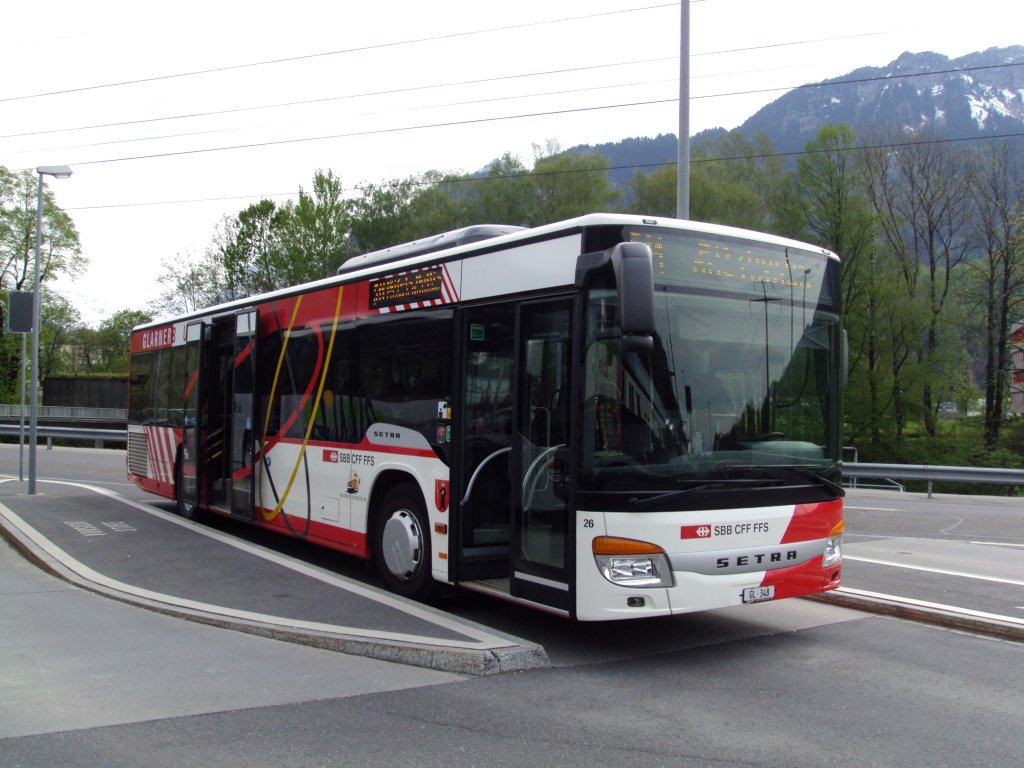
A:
[581,229,841,498]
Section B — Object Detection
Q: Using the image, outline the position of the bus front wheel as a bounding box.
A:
[374,484,436,601]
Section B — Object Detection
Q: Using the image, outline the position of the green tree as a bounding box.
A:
[961,143,1024,445]
[345,178,420,255]
[67,325,101,373]
[862,127,973,439]
[96,309,153,373]
[794,124,892,451]
[1,166,84,402]
[152,245,226,317]
[624,163,676,217]
[404,171,472,237]
[225,199,288,295]
[39,292,83,380]
[0,167,84,293]
[278,169,349,281]
[529,142,619,225]
[0,324,25,402]
[468,152,533,227]
[690,135,761,229]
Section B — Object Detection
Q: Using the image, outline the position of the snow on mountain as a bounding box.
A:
[738,45,1024,152]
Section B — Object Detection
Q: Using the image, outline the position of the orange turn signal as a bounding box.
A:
[592,536,665,556]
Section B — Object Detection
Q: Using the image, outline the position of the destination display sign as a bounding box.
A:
[625,226,834,306]
[369,267,444,310]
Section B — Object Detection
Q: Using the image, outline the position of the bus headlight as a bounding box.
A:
[593,536,674,588]
[822,520,845,568]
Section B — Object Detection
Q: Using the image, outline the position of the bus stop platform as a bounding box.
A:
[0,478,548,676]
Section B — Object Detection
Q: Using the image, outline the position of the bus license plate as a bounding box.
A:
[742,586,775,603]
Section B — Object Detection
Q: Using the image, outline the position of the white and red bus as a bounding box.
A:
[127,213,844,620]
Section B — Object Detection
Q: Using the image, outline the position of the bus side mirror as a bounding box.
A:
[610,241,655,351]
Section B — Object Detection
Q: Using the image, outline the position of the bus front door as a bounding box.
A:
[454,305,516,580]
[510,299,573,612]
[454,299,573,614]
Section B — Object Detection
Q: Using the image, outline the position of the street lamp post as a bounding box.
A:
[29,164,73,495]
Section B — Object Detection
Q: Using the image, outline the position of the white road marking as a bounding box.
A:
[844,555,1024,587]
[837,587,1024,626]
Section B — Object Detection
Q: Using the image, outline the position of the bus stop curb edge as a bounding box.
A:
[0,499,549,676]
[807,588,1024,643]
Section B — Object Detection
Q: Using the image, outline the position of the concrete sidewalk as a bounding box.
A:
[0,478,547,676]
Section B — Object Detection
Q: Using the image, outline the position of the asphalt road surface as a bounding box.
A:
[2,444,1022,767]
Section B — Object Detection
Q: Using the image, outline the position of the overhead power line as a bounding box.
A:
[2,27,896,141]
[0,56,680,140]
[0,3,680,103]
[30,59,1022,170]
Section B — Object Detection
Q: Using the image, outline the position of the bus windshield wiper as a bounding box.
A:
[628,478,761,508]
[719,463,845,497]
[786,466,845,497]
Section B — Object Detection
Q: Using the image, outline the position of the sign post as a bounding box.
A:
[6,292,33,481]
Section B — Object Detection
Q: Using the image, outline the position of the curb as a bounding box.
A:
[0,499,549,677]
[809,588,1024,643]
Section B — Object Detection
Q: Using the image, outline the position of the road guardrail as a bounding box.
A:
[0,424,126,447]
[0,404,127,420]
[841,462,1024,497]
[1,424,1020,496]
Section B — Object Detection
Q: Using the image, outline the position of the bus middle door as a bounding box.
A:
[180,320,205,511]
[197,309,257,519]
[229,308,258,520]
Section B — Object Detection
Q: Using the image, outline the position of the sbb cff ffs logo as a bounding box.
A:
[681,524,713,539]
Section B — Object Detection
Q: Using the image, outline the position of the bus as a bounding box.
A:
[127,213,844,620]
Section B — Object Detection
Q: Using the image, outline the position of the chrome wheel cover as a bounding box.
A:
[381,509,423,581]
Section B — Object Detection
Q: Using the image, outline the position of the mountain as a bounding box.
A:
[564,45,1024,176]
[562,133,678,188]
[740,45,1024,153]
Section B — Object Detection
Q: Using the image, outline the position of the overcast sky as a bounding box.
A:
[3,0,1021,325]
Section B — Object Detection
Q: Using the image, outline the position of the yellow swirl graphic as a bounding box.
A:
[259,287,343,521]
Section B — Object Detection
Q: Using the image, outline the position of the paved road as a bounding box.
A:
[835,489,1024,637]
[2,445,1023,767]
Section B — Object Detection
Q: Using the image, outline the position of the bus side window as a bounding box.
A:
[129,351,156,424]
[357,313,452,458]
[258,328,321,441]
[325,328,356,443]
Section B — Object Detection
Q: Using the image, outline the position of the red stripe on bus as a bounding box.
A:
[780,499,843,544]
[254,509,370,558]
[183,369,199,401]
[273,324,326,439]
[267,435,438,460]
[235,339,253,367]
[759,555,841,600]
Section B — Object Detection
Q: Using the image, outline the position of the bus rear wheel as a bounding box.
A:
[374,484,436,601]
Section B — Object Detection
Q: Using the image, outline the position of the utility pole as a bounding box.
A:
[676,0,690,219]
